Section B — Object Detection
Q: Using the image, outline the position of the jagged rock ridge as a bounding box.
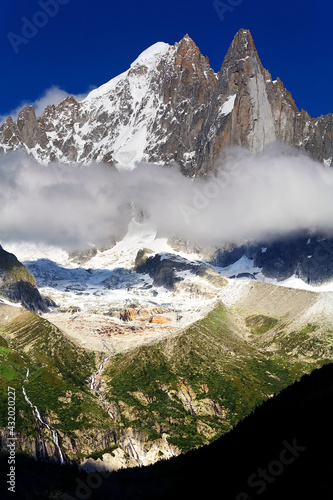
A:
[0,30,332,175]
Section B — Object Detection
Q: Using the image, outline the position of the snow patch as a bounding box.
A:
[220,94,236,117]
[0,297,22,308]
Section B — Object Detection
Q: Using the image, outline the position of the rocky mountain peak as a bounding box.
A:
[173,34,215,81]
[226,28,256,57]
[175,33,198,52]
[16,105,38,149]
[169,34,217,96]
[218,29,266,92]
[17,105,37,121]
[61,96,78,107]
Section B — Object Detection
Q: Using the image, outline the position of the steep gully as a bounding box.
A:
[88,354,113,418]
[88,345,143,467]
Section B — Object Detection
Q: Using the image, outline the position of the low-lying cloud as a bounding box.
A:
[1,146,333,249]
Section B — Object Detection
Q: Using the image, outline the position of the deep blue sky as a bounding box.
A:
[0,0,332,119]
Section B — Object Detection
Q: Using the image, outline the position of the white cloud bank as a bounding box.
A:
[0,146,333,249]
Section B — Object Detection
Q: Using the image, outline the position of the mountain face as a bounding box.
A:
[0,30,332,175]
[211,233,333,285]
[0,245,50,312]
[196,30,333,173]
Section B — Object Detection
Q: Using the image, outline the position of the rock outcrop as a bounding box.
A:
[0,245,49,312]
[211,233,333,285]
[135,251,227,294]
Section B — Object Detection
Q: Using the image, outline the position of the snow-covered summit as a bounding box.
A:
[83,42,171,104]
[130,41,171,68]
